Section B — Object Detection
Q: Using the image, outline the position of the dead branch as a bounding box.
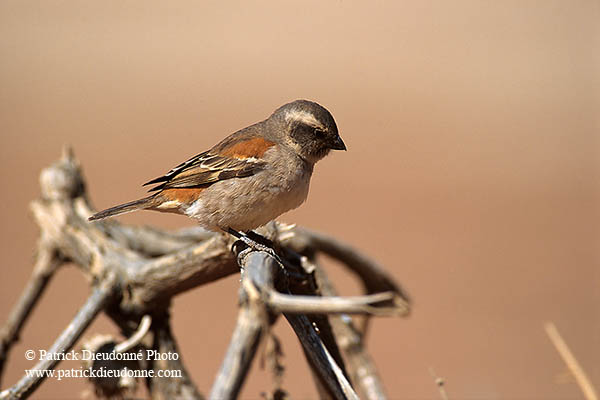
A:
[279,226,411,336]
[101,224,213,257]
[0,274,118,399]
[268,291,404,316]
[222,249,357,400]
[279,227,410,301]
[0,148,410,399]
[114,315,152,354]
[209,250,278,400]
[311,264,390,400]
[148,313,204,400]
[285,311,358,400]
[545,322,598,400]
[261,333,286,398]
[0,240,62,384]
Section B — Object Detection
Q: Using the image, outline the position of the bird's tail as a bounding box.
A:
[88,195,157,221]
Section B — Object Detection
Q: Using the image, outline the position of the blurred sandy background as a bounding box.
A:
[1,1,598,399]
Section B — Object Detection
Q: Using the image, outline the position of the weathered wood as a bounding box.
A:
[209,251,278,399]
[0,149,410,399]
[0,274,118,399]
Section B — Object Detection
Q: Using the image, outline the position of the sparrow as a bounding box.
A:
[89,100,346,233]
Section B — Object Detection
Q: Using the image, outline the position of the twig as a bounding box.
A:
[312,265,389,400]
[280,226,410,336]
[285,313,359,400]
[428,368,448,400]
[0,241,62,384]
[0,274,118,400]
[544,322,598,400]
[281,227,410,301]
[281,250,350,397]
[261,333,286,397]
[268,291,406,316]
[114,315,152,353]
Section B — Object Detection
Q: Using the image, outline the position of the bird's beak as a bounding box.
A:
[330,136,347,151]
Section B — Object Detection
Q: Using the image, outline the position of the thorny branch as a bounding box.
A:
[0,148,410,399]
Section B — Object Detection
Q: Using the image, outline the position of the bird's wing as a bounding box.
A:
[143,136,276,192]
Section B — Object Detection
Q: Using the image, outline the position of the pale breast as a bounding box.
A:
[184,147,313,231]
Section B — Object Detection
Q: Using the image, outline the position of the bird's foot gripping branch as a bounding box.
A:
[0,148,410,400]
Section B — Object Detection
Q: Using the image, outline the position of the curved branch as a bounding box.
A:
[282,227,410,304]
[281,226,411,335]
[114,315,152,353]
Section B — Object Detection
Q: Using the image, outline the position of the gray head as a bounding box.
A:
[270,100,346,163]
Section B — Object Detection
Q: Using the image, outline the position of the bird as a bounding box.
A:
[88,99,346,235]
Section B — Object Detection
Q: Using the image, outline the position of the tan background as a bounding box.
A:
[1,1,598,399]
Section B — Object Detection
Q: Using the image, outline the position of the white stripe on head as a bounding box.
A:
[284,109,324,129]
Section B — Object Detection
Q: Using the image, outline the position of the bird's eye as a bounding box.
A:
[314,128,326,137]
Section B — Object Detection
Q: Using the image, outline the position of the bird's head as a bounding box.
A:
[271,100,346,163]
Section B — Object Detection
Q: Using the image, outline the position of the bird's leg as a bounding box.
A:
[226,229,309,287]
[225,228,282,263]
[226,227,244,239]
[245,230,275,248]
